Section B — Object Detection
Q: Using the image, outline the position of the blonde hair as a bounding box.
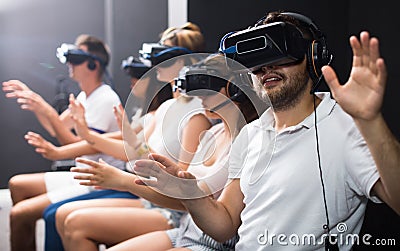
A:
[160,22,205,52]
[160,23,206,103]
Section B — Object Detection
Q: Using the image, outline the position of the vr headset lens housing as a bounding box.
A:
[139,43,192,67]
[220,22,309,72]
[56,43,105,66]
[175,66,228,96]
[121,56,150,79]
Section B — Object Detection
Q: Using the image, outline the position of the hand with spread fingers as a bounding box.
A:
[71,157,130,190]
[323,31,400,215]
[113,103,127,131]
[3,80,55,116]
[2,79,30,95]
[322,31,387,122]
[68,94,90,139]
[133,153,206,199]
[24,131,61,160]
[113,103,139,148]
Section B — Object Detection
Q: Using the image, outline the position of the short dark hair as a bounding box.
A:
[75,34,110,76]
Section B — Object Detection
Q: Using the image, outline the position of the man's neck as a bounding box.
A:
[273,93,322,132]
[81,79,102,97]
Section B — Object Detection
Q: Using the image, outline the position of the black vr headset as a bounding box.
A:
[219,12,333,90]
[220,22,309,72]
[175,66,228,96]
[174,60,249,112]
[175,56,249,98]
[121,56,150,79]
[139,43,192,67]
[56,43,107,70]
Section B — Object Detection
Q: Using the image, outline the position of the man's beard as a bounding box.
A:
[265,69,310,112]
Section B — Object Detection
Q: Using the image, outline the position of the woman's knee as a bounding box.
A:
[63,210,89,241]
[55,203,75,234]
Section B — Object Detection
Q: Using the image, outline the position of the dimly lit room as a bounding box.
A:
[0,0,399,250]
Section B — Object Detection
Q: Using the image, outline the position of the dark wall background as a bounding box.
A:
[189,0,400,248]
[0,0,167,188]
[111,0,168,104]
[0,0,106,187]
[188,0,400,140]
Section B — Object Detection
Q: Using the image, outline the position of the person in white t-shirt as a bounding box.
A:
[2,34,123,251]
[41,23,212,251]
[23,57,173,251]
[128,11,400,251]
[69,53,263,251]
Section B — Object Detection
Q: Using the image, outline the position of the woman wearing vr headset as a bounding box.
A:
[42,23,213,251]
[129,11,400,251]
[68,53,262,251]
[139,22,212,167]
[2,34,126,251]
[25,57,173,251]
